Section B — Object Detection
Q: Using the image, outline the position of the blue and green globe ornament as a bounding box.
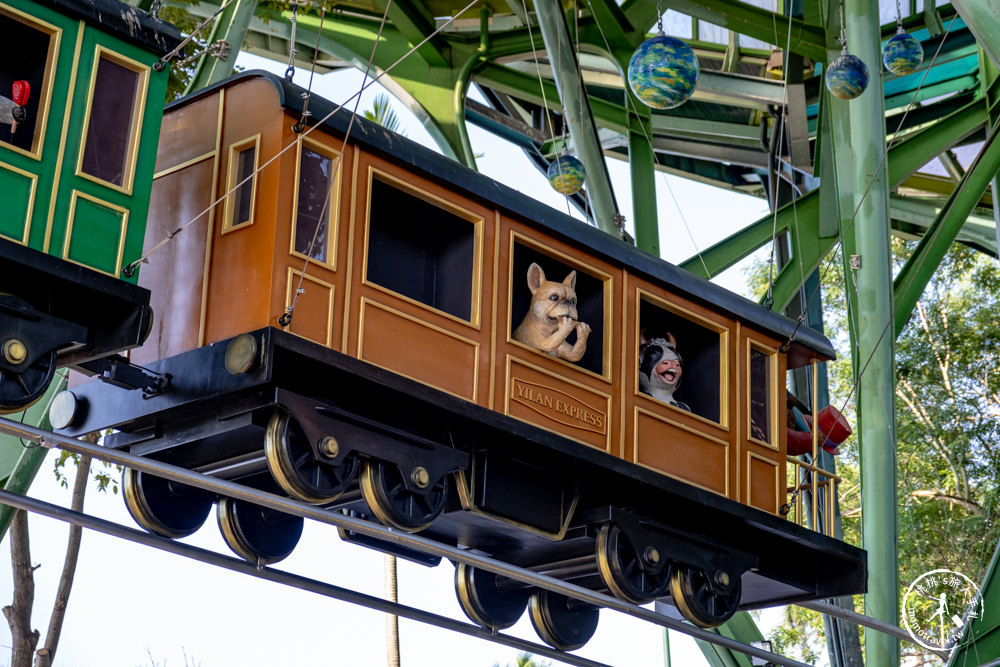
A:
[825,43,869,100]
[627,31,700,110]
[882,27,923,76]
[547,154,585,195]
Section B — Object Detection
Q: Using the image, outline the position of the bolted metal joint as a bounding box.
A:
[410,466,430,489]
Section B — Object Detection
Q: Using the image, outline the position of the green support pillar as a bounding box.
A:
[842,0,899,664]
[628,104,658,253]
[951,0,1000,68]
[533,0,620,234]
[184,0,259,95]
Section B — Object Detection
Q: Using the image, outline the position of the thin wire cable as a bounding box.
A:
[293,1,329,133]
[124,0,482,276]
[153,0,238,72]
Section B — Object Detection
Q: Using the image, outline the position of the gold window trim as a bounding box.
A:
[290,137,343,270]
[0,3,60,160]
[62,189,128,276]
[634,288,731,429]
[746,337,780,452]
[0,159,38,244]
[507,231,613,382]
[75,45,150,195]
[632,405,731,497]
[221,134,260,234]
[361,166,484,329]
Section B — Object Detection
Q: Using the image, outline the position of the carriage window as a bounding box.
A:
[0,9,56,155]
[223,137,257,231]
[80,51,146,189]
[366,175,476,321]
[749,346,774,444]
[638,298,722,423]
[293,142,341,263]
[510,244,604,375]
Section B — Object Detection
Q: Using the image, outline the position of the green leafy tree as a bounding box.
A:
[364,94,404,135]
[491,652,552,667]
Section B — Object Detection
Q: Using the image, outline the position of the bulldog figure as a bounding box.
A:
[513,262,590,362]
[638,333,691,411]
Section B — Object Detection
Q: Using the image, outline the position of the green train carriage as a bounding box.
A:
[0,0,180,411]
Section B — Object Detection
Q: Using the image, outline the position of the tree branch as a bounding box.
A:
[4,510,40,667]
[910,489,982,514]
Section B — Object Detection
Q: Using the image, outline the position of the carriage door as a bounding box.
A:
[739,326,786,514]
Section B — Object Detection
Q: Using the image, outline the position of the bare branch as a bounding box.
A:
[5,510,40,667]
[910,489,981,514]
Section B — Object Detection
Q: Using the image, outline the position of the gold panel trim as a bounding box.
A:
[507,231,613,382]
[221,134,260,234]
[0,160,38,244]
[361,166,484,329]
[745,337,781,452]
[284,267,336,348]
[633,406,730,496]
[341,144,358,352]
[62,190,128,276]
[634,287,731,429]
[0,3,60,160]
[153,150,215,180]
[747,451,781,513]
[75,45,150,195]
[197,89,225,348]
[359,297,480,402]
[504,355,612,451]
[290,136,342,270]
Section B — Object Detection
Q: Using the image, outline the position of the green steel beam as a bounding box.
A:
[184,0,259,95]
[890,195,997,255]
[628,105,658,253]
[618,0,662,42]
[893,118,1000,337]
[372,0,451,67]
[657,0,830,62]
[0,373,68,543]
[948,539,1000,664]
[695,612,761,667]
[951,0,1000,68]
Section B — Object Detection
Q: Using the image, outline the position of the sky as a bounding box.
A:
[0,51,785,667]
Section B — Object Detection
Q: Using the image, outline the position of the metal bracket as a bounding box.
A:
[79,354,168,398]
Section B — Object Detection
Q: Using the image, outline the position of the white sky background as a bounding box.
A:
[0,53,796,667]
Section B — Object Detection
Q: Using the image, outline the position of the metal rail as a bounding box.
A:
[0,416,812,667]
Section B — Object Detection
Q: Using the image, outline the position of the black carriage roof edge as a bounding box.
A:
[169,70,836,365]
[51,0,183,55]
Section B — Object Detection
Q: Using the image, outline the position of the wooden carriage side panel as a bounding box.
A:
[346,150,494,405]
[495,217,621,454]
[202,79,287,347]
[737,324,787,515]
[624,276,738,500]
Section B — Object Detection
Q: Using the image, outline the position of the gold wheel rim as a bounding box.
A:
[265,408,342,504]
[596,523,643,605]
[528,591,587,652]
[359,460,433,533]
[122,467,190,538]
[669,567,726,629]
[455,563,495,629]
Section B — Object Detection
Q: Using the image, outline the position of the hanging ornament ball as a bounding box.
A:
[882,29,923,76]
[825,50,869,100]
[547,155,586,195]
[627,33,700,110]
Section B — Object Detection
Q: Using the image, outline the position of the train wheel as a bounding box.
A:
[455,562,530,630]
[528,589,599,651]
[265,408,358,504]
[122,467,213,538]
[217,496,303,565]
[360,459,447,532]
[595,523,670,604]
[669,564,741,628]
[0,349,56,414]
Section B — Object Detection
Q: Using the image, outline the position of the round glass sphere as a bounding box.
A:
[627,33,700,110]
[825,51,869,100]
[883,30,923,76]
[547,155,586,195]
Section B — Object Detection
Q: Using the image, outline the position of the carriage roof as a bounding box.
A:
[52,0,183,54]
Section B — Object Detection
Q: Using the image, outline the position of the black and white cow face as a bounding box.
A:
[639,337,683,404]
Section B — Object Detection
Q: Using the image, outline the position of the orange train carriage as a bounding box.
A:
[55,71,865,649]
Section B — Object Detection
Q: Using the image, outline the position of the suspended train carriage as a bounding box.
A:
[0,0,181,412]
[54,71,866,650]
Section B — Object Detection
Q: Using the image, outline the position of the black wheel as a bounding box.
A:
[0,349,56,414]
[360,459,447,532]
[528,589,599,651]
[669,564,742,628]
[123,467,213,538]
[265,408,358,504]
[455,562,530,630]
[596,523,670,604]
[217,496,303,565]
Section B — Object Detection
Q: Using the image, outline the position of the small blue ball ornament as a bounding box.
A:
[825,48,869,100]
[627,32,700,110]
[547,155,586,195]
[882,28,923,76]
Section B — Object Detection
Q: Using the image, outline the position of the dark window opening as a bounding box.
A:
[510,244,604,375]
[230,144,255,227]
[295,146,334,262]
[81,56,140,186]
[366,176,474,321]
[749,347,772,443]
[638,299,721,423]
[0,12,52,153]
